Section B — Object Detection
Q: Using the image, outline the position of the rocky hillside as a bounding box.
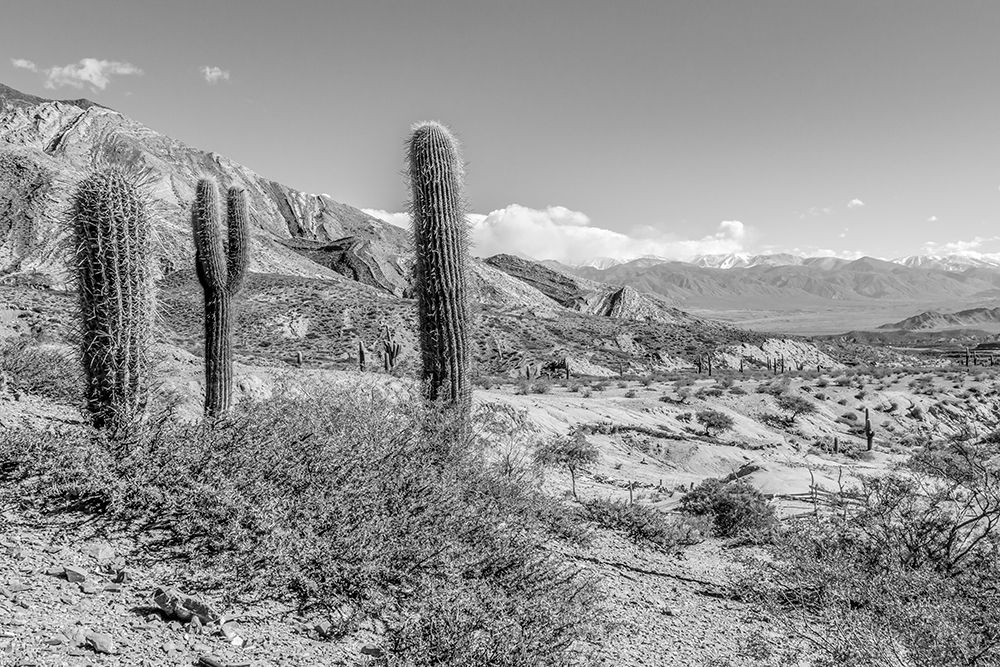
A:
[0,83,409,291]
[485,254,691,323]
[0,82,846,375]
[878,306,1000,331]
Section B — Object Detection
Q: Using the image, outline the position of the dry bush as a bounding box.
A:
[749,437,1000,666]
[580,497,709,550]
[0,388,602,665]
[0,338,82,405]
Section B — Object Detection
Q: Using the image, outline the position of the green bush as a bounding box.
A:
[680,478,774,538]
[0,388,602,665]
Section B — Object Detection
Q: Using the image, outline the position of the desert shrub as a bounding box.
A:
[751,438,1000,666]
[680,478,774,538]
[729,386,747,395]
[580,388,593,398]
[534,430,599,499]
[624,389,637,398]
[775,393,817,421]
[696,409,734,436]
[0,339,82,405]
[591,380,609,392]
[0,388,602,665]
[530,378,552,394]
[515,378,531,395]
[580,497,708,550]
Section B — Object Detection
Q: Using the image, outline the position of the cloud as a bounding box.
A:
[469,204,748,263]
[847,198,865,208]
[839,228,848,239]
[200,66,231,84]
[12,58,143,90]
[922,235,1000,256]
[361,204,750,263]
[927,215,938,222]
[11,58,37,72]
[362,209,411,229]
[799,206,833,219]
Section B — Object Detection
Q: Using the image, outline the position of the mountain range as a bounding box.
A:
[567,252,1000,273]
[2,81,997,337]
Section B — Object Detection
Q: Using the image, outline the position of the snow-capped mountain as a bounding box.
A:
[690,253,806,269]
[892,254,1000,271]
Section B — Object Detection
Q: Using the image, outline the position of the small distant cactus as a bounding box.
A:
[408,121,472,412]
[72,168,154,431]
[358,339,369,372]
[864,408,875,451]
[192,179,249,417]
[381,328,402,373]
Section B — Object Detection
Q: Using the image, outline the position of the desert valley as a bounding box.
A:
[2,11,1000,666]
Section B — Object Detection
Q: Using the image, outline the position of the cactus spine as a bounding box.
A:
[408,122,472,412]
[72,169,154,431]
[192,180,249,417]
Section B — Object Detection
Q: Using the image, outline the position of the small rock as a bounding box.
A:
[85,632,117,654]
[221,620,245,647]
[86,543,116,563]
[314,619,332,638]
[193,642,212,653]
[104,584,123,593]
[197,656,225,667]
[360,645,384,658]
[63,566,88,583]
[188,615,203,634]
[44,566,63,577]
[80,582,101,595]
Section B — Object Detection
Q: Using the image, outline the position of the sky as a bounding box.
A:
[4,0,1000,263]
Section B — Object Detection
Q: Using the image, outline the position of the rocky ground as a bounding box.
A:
[3,355,996,666]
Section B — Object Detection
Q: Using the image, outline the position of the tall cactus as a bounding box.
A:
[72,168,154,431]
[192,179,249,417]
[408,121,472,413]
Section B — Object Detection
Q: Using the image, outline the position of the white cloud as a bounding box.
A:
[469,204,748,263]
[839,228,848,239]
[362,209,411,229]
[14,58,143,90]
[922,235,1000,256]
[847,198,865,208]
[799,206,833,219]
[11,58,37,72]
[927,215,938,222]
[362,204,749,262]
[200,66,231,84]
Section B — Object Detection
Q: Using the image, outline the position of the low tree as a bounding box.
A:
[776,393,817,422]
[696,409,735,437]
[534,430,599,499]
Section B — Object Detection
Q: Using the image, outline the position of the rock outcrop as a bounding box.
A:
[0,83,408,285]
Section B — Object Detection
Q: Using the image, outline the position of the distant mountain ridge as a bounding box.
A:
[562,252,1000,272]
[878,307,1000,331]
